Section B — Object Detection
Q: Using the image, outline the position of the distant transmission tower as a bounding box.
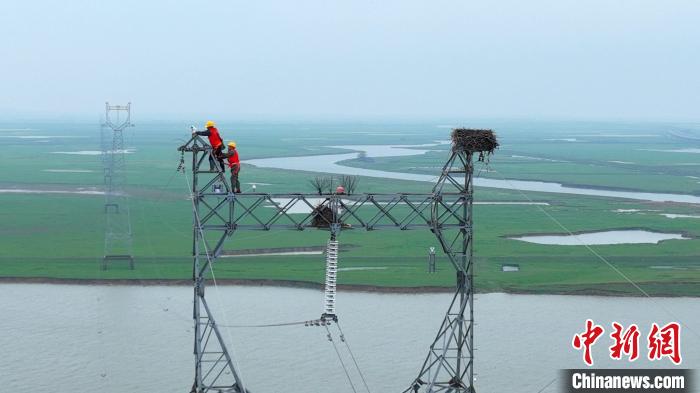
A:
[101,102,134,270]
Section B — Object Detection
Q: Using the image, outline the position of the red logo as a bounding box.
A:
[572,319,604,366]
[609,322,640,361]
[572,320,682,366]
[648,322,682,365]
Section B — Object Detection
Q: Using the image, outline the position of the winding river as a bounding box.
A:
[245,145,700,204]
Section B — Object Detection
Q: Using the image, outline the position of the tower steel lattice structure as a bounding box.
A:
[102,102,134,270]
[178,129,494,393]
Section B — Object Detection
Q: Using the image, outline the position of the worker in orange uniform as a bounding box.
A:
[192,120,225,171]
[223,141,241,193]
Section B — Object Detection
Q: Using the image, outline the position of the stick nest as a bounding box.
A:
[311,203,335,228]
[451,128,499,154]
[311,202,351,228]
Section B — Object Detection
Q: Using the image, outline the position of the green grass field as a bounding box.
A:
[1,119,699,296]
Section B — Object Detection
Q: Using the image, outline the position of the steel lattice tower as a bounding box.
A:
[102,102,134,270]
[182,139,247,393]
[406,147,477,393]
[178,129,494,393]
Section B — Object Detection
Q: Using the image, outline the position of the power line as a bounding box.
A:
[336,321,372,393]
[325,324,359,393]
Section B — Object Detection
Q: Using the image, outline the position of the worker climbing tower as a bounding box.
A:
[177,128,496,393]
[101,102,134,270]
[179,135,246,393]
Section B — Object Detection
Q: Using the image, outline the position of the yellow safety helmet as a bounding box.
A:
[227,141,236,148]
[205,120,215,128]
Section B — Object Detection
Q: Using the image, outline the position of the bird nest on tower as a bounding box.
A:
[451,128,499,157]
[311,203,335,228]
[311,201,350,228]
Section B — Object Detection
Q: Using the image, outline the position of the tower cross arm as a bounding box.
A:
[192,192,470,232]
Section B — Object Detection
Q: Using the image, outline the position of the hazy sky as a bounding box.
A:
[1,0,698,120]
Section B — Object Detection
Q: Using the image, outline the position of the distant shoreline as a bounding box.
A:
[0,276,694,298]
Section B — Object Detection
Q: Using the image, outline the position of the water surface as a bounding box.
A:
[1,284,698,393]
[510,230,689,245]
[245,145,700,204]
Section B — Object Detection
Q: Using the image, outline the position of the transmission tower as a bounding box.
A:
[178,128,495,393]
[102,102,134,270]
[406,144,479,393]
